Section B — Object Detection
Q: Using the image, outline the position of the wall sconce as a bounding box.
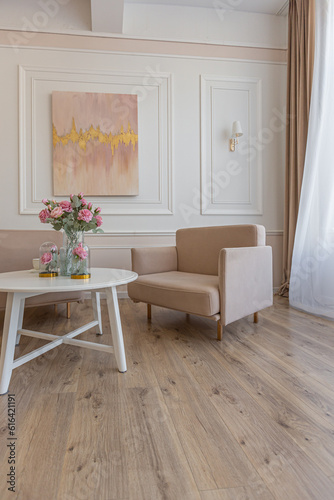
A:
[229,121,243,152]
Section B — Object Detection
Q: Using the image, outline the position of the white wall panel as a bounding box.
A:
[201,75,262,215]
[19,65,173,215]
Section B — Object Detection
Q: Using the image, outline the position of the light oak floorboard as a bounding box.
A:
[223,313,334,389]
[0,392,75,500]
[217,330,334,476]
[56,348,129,500]
[152,305,334,500]
[141,323,261,490]
[223,323,334,424]
[121,386,201,500]
[0,297,334,500]
[200,483,275,500]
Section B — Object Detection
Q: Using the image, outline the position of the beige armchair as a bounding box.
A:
[128,225,273,340]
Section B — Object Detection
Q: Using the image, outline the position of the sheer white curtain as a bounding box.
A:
[290,0,334,319]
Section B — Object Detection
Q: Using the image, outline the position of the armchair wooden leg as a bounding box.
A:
[147,304,152,320]
[254,312,259,323]
[67,302,71,319]
[217,321,223,341]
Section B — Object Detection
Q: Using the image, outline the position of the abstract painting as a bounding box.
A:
[52,91,138,196]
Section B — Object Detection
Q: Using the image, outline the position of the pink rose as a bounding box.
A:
[78,192,84,199]
[77,209,93,223]
[95,215,103,227]
[41,252,52,265]
[42,198,48,205]
[72,243,88,260]
[50,245,57,253]
[59,200,73,213]
[70,194,74,200]
[50,207,64,219]
[95,207,101,214]
[81,198,87,206]
[87,202,92,210]
[39,208,50,223]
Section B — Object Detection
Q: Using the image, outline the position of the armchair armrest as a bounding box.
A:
[131,246,177,276]
[219,246,273,326]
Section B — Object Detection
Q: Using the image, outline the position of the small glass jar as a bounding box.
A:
[71,241,90,279]
[39,242,58,277]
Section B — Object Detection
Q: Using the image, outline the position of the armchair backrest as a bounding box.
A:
[176,225,266,275]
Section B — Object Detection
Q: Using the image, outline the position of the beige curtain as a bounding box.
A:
[279,0,315,297]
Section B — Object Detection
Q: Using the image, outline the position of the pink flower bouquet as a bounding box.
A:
[38,193,103,277]
[38,193,103,234]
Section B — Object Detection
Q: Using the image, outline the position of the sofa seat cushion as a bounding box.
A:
[128,271,220,317]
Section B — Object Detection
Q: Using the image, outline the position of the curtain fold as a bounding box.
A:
[290,0,334,319]
[279,0,315,296]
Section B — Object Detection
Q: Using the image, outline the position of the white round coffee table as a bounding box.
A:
[0,268,137,395]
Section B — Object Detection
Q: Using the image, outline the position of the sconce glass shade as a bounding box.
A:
[232,121,243,138]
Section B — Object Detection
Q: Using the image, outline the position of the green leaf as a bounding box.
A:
[72,195,81,208]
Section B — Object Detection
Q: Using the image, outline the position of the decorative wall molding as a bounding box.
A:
[19,65,173,215]
[86,230,176,237]
[0,41,287,65]
[0,32,288,52]
[79,229,283,239]
[85,229,282,237]
[200,75,263,216]
[84,229,283,250]
[266,230,283,236]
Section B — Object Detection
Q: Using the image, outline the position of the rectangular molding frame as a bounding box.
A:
[200,75,263,215]
[19,65,173,215]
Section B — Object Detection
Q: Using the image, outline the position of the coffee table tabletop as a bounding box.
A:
[0,268,138,395]
[0,268,137,293]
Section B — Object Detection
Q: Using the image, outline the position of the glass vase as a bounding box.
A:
[59,230,84,277]
[39,242,58,277]
[71,237,90,280]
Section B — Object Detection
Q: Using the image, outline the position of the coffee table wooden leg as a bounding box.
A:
[105,287,127,373]
[15,298,25,346]
[91,291,102,335]
[0,293,22,395]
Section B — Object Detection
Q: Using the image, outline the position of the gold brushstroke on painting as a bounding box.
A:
[53,118,138,155]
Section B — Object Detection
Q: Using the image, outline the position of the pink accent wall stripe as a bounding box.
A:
[0,30,287,62]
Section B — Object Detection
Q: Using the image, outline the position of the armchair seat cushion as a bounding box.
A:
[128,271,220,317]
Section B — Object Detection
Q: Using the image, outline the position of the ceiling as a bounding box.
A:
[125,0,289,16]
[91,0,288,34]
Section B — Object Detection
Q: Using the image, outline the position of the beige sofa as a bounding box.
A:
[0,230,83,314]
[128,225,273,340]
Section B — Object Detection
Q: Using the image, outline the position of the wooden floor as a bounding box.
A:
[1,297,334,500]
